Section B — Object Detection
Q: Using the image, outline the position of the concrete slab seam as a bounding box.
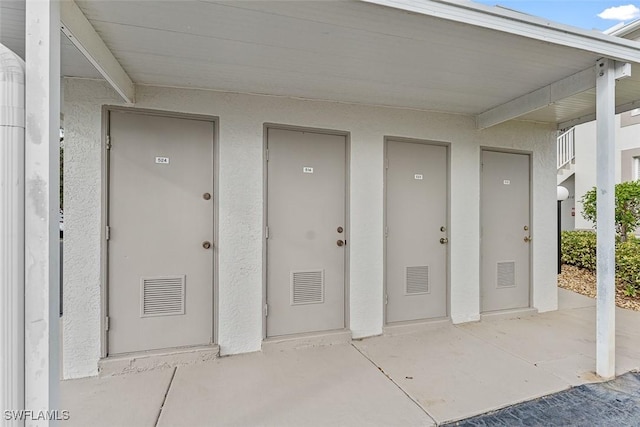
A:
[154,366,177,427]
[350,343,439,425]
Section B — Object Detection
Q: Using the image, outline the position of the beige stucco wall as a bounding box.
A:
[63,78,557,379]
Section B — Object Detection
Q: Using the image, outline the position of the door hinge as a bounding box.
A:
[105,226,111,240]
[384,294,388,305]
[265,226,269,239]
[106,135,111,150]
[384,226,389,238]
[385,158,389,169]
[264,304,269,317]
[105,316,110,331]
[265,149,269,161]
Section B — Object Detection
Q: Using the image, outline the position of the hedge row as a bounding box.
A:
[561,231,597,270]
[561,230,640,294]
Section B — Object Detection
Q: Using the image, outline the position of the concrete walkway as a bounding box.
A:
[60,290,640,426]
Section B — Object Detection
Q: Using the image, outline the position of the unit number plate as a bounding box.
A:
[155,157,170,164]
[303,167,314,174]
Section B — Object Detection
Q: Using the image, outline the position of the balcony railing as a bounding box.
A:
[557,127,575,170]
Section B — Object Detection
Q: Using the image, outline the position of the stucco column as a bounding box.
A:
[25,0,61,423]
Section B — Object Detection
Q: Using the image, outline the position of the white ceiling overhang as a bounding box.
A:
[4,0,640,129]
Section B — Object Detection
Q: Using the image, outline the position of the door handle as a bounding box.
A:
[337,240,345,247]
[202,241,212,249]
[524,236,532,243]
[440,238,448,244]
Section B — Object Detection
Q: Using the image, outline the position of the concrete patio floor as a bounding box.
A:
[60,289,640,426]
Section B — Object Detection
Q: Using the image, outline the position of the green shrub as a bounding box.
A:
[581,181,640,242]
[561,230,597,270]
[616,237,640,293]
[561,231,640,294]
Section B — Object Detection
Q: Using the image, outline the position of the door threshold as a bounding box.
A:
[480,307,538,322]
[383,318,451,336]
[262,329,352,353]
[99,344,219,377]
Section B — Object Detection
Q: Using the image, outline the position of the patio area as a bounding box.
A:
[59,289,640,426]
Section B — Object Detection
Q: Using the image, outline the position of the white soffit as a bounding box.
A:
[5,0,640,127]
[365,0,640,63]
[366,0,640,128]
[72,0,611,117]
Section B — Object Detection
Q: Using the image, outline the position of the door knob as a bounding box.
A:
[524,236,532,243]
[202,241,212,249]
[203,192,212,200]
[337,240,345,247]
[440,238,448,244]
[337,226,344,233]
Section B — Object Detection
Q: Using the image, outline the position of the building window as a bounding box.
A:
[634,157,640,181]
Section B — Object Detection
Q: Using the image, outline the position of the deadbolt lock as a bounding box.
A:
[202,241,212,249]
[524,236,532,243]
[440,226,446,232]
[203,193,212,200]
[524,225,529,231]
[440,238,448,244]
[337,240,345,247]
[337,226,344,233]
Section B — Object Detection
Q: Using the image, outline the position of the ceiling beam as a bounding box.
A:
[477,62,632,129]
[60,0,134,103]
[476,67,596,129]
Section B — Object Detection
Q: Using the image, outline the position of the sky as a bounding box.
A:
[472,1,640,31]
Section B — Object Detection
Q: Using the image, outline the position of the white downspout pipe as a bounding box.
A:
[0,43,25,426]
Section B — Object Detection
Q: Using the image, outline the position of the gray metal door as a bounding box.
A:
[108,110,214,354]
[266,128,346,337]
[481,150,530,312]
[386,141,448,323]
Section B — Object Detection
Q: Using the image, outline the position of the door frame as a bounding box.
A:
[262,123,351,339]
[383,137,451,326]
[479,147,533,312]
[100,106,219,357]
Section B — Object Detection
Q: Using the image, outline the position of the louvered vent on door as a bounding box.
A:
[291,270,324,305]
[140,275,186,317]
[497,262,516,289]
[406,266,430,295]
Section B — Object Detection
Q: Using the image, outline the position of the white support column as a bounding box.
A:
[595,58,616,379]
[0,45,26,427]
[24,0,61,424]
